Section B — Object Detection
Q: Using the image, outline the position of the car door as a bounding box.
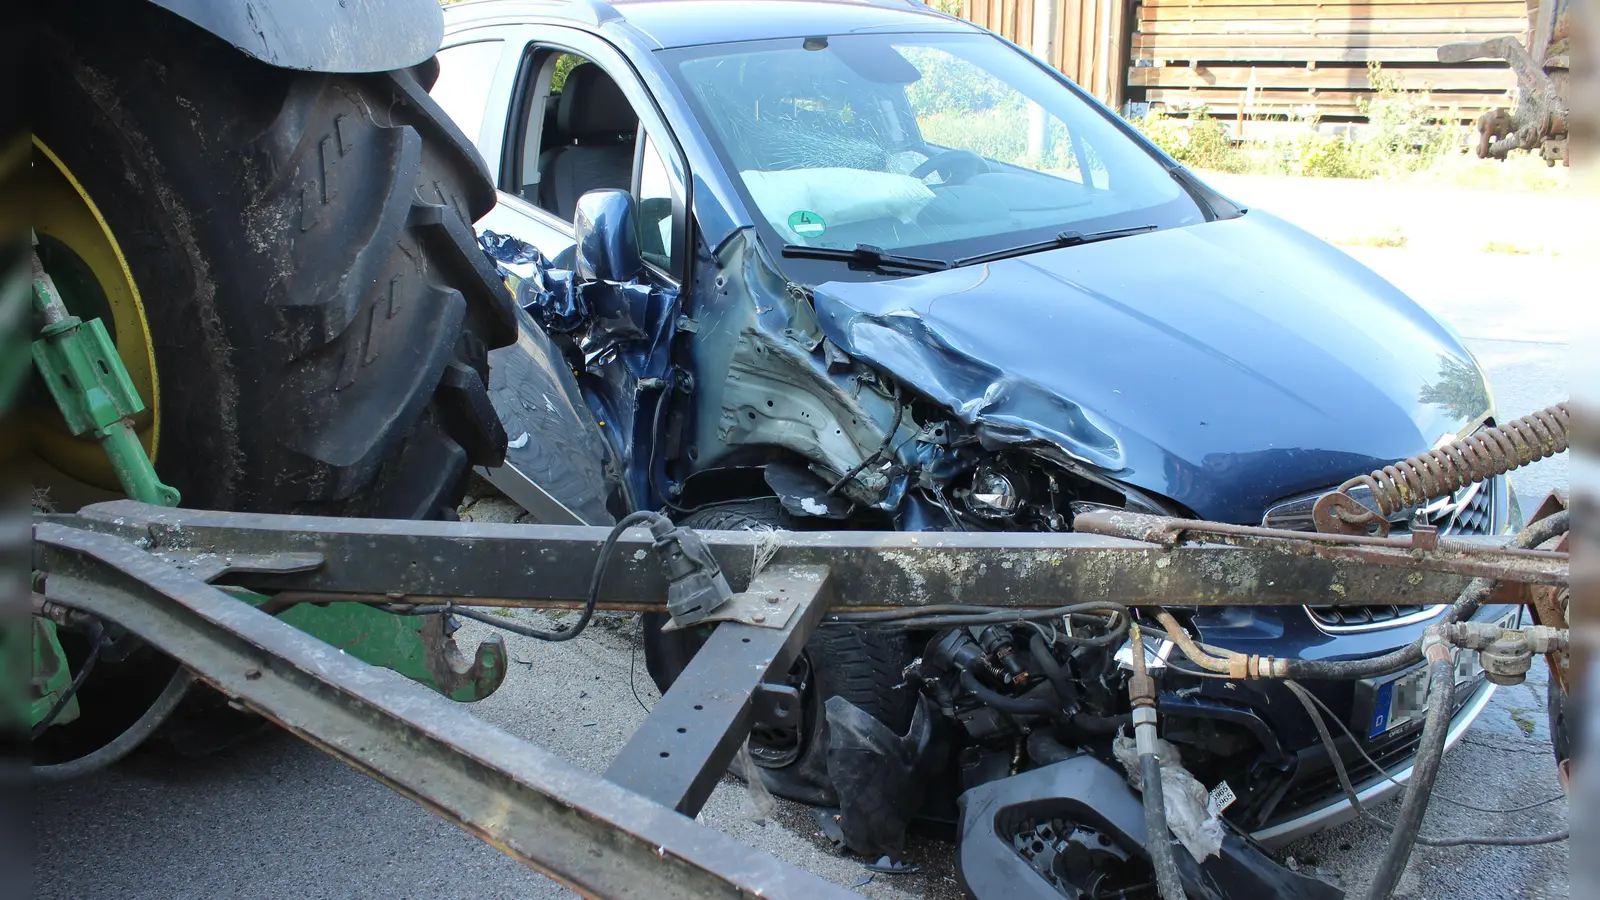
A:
[430,28,667,524]
[432,24,695,518]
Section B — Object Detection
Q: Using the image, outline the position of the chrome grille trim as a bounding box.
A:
[1266,476,1499,633]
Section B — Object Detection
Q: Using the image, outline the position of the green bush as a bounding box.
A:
[1130,108,1246,173]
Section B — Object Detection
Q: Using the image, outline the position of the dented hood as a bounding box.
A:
[810,211,1488,523]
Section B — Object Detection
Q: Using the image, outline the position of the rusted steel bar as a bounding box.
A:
[39,501,1544,610]
[1071,510,1567,587]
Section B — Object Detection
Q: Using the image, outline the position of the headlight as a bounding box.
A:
[965,464,1020,519]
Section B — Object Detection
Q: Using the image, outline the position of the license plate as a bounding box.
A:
[1367,608,1519,738]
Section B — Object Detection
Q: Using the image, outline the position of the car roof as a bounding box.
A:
[443,0,979,49]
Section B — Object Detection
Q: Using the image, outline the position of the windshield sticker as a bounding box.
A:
[787,210,827,238]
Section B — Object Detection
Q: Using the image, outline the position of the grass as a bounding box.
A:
[1330,228,1409,249]
[1508,707,1538,736]
[1481,240,1553,256]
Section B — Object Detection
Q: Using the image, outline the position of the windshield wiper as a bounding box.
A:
[782,243,951,274]
[953,225,1158,268]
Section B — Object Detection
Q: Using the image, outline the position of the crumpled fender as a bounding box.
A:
[823,694,946,859]
[146,0,443,73]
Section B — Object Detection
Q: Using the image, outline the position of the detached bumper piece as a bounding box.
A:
[956,756,1345,900]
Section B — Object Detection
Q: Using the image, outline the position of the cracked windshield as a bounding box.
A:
[664,33,1202,264]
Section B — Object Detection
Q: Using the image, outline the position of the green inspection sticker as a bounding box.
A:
[787,210,826,237]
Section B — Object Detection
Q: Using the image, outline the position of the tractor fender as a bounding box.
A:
[146,0,443,74]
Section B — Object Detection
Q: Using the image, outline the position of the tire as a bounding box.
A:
[643,501,917,806]
[1549,674,1577,769]
[34,2,514,520]
[32,4,514,762]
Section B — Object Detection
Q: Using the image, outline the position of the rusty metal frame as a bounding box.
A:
[28,499,1571,899]
[33,521,858,900]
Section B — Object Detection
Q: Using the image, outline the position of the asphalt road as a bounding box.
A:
[33,177,1573,900]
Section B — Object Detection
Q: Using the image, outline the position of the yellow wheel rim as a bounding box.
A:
[29,136,161,493]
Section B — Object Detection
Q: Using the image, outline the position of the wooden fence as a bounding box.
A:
[960,0,1131,109]
[958,0,1531,120]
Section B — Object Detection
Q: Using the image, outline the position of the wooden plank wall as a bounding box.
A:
[1126,0,1530,119]
[962,0,1131,108]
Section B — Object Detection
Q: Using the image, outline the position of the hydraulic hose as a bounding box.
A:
[33,667,193,783]
[959,669,1057,716]
[1364,645,1456,900]
[1028,633,1081,712]
[1129,624,1187,900]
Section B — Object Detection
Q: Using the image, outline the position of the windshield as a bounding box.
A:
[660,33,1204,280]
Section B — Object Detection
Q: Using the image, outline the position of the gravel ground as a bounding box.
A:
[33,174,1573,899]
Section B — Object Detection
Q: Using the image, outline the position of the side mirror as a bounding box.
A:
[572,189,643,283]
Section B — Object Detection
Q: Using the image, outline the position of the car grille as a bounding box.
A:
[1264,476,1500,631]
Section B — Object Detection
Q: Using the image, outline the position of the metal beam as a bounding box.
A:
[606,565,832,815]
[38,501,1549,610]
[33,522,859,900]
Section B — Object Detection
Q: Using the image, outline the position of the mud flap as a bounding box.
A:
[956,755,1344,900]
[822,694,945,859]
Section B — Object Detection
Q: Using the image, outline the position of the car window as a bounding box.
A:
[519,53,641,222]
[660,33,1202,281]
[637,132,680,272]
[429,40,505,152]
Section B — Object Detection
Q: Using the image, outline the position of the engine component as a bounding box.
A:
[1314,402,1569,536]
[979,625,1030,685]
[1443,621,1567,686]
[650,516,734,626]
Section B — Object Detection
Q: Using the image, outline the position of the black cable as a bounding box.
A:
[1293,679,1567,815]
[629,625,653,715]
[1287,679,1570,851]
[34,667,193,783]
[31,627,106,740]
[827,381,903,497]
[1414,829,1568,847]
[826,601,1132,641]
[450,511,667,643]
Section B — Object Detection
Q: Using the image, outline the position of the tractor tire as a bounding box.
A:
[30,4,513,763]
[1550,674,1577,771]
[643,501,917,807]
[33,2,513,520]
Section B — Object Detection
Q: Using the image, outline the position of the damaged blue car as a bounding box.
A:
[433,0,1520,893]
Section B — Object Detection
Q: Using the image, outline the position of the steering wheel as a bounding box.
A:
[911,149,989,185]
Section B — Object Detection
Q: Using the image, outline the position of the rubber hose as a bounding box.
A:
[959,669,1057,716]
[1142,751,1188,900]
[1364,657,1455,900]
[1029,633,1080,712]
[1286,510,1568,682]
[33,667,194,783]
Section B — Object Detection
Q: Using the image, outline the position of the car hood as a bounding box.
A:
[810,211,1489,523]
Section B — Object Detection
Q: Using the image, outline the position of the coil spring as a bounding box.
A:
[1342,401,1570,518]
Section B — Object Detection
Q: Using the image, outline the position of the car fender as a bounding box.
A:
[146,0,443,73]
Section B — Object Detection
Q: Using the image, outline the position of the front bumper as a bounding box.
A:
[1250,677,1496,847]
